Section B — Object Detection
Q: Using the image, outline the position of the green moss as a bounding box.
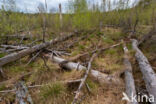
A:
[86,79,98,93]
[10,66,25,72]
[0,84,6,91]
[102,37,114,44]
[78,44,85,50]
[0,53,6,58]
[105,49,116,55]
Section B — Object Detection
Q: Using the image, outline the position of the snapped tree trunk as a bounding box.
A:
[0,33,75,67]
[123,41,138,104]
[132,39,156,103]
[44,54,121,84]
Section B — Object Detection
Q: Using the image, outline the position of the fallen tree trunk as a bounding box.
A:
[1,45,28,49]
[44,54,121,84]
[72,53,97,104]
[123,41,138,104]
[132,39,156,103]
[15,81,33,104]
[5,35,30,40]
[0,33,76,67]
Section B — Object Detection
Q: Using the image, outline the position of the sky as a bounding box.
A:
[0,0,139,13]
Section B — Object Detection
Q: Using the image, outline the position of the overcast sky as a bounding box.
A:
[0,0,139,13]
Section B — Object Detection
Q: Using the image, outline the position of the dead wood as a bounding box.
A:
[25,50,42,66]
[0,32,76,67]
[15,81,33,104]
[1,45,28,50]
[27,39,42,47]
[0,67,6,78]
[5,35,30,40]
[122,41,138,104]
[72,53,97,104]
[41,55,51,70]
[44,54,121,85]
[132,39,156,103]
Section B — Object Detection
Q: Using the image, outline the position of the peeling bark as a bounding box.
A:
[15,81,33,104]
[123,41,138,104]
[132,39,156,103]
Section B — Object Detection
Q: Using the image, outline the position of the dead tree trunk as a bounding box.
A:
[132,39,156,103]
[44,54,121,84]
[72,53,97,104]
[59,3,63,29]
[0,33,75,67]
[15,81,33,104]
[123,42,138,104]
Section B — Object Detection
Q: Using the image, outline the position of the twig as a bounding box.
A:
[19,35,25,45]
[41,55,50,70]
[25,50,42,66]
[0,67,6,78]
[28,39,42,47]
[85,83,91,94]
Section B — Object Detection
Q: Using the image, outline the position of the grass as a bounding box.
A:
[0,84,6,91]
[40,82,66,99]
[86,79,98,93]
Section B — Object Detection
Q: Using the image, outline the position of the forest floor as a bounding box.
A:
[0,26,156,104]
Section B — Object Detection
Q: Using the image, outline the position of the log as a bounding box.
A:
[44,54,121,84]
[123,41,138,104]
[0,33,76,67]
[72,53,97,104]
[132,39,156,103]
[5,35,30,40]
[1,45,28,49]
[15,81,33,104]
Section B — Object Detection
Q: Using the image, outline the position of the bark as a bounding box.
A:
[15,81,33,104]
[123,42,138,104]
[59,3,63,29]
[44,54,121,85]
[72,53,97,104]
[1,45,28,49]
[5,35,30,40]
[0,33,76,67]
[132,39,156,103]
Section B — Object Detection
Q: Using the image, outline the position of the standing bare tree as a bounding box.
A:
[38,0,47,43]
[59,3,63,30]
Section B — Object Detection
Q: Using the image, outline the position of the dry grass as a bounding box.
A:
[1,26,155,104]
